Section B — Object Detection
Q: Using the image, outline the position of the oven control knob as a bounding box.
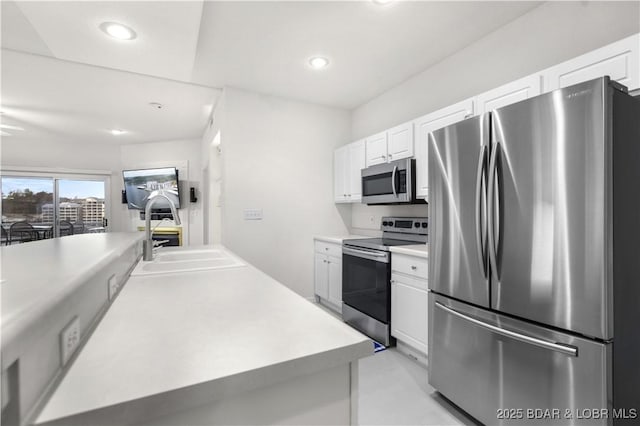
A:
[382,221,389,226]
[414,222,420,228]
[421,222,428,228]
[388,221,394,227]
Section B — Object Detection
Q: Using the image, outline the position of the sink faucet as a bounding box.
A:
[143,191,181,261]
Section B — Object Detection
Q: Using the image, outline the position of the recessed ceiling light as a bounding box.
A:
[309,56,330,70]
[99,22,137,40]
[372,0,394,4]
[110,129,126,135]
[0,124,24,131]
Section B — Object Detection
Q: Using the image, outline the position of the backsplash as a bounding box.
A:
[351,203,428,235]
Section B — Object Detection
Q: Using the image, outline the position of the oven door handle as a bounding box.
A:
[343,246,389,263]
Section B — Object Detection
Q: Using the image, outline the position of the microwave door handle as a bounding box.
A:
[391,165,398,198]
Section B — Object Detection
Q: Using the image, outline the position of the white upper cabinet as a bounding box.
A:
[476,74,542,114]
[544,34,640,92]
[348,140,366,202]
[365,131,388,167]
[334,140,366,203]
[413,98,474,200]
[387,122,414,162]
[333,145,349,203]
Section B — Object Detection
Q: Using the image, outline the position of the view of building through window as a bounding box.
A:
[1,176,107,243]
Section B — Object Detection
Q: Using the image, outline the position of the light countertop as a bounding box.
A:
[36,246,373,425]
[314,235,369,244]
[1,233,143,356]
[389,244,429,259]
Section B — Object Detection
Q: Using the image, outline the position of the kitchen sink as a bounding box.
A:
[130,246,246,276]
[154,249,227,262]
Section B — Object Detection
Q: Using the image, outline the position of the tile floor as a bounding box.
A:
[358,348,480,425]
[314,301,479,425]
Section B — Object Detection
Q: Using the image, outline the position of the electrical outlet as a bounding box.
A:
[107,274,118,301]
[60,317,80,366]
[243,209,263,220]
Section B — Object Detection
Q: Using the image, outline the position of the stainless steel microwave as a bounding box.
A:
[361,158,423,205]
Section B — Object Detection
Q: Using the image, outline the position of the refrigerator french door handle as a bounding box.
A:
[391,165,398,198]
[474,145,488,278]
[487,141,500,279]
[434,302,578,357]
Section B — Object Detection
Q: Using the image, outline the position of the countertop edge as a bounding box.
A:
[35,340,373,426]
[313,235,368,244]
[1,233,144,359]
[389,244,429,259]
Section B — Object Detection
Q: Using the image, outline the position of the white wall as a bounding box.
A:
[120,139,203,246]
[216,87,351,298]
[1,138,125,232]
[200,91,226,245]
[350,1,640,231]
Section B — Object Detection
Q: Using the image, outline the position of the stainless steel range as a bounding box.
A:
[342,217,428,345]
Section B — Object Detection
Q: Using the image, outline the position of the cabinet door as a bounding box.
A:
[391,275,428,354]
[414,98,474,200]
[333,146,348,203]
[387,122,414,161]
[476,74,542,114]
[348,140,366,202]
[314,254,329,299]
[365,131,388,167]
[544,34,639,92]
[327,255,342,307]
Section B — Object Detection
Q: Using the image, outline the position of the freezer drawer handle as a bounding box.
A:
[435,302,578,357]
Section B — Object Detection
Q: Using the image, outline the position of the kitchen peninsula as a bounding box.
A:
[2,235,372,425]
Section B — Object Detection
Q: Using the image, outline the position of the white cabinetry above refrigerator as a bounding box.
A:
[414,98,474,201]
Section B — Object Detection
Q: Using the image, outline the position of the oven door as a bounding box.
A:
[342,246,391,324]
[361,159,412,204]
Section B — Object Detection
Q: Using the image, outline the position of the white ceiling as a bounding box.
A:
[1,1,541,146]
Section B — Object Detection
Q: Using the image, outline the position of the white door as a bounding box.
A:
[365,131,388,167]
[348,140,366,202]
[387,122,414,161]
[333,146,348,203]
[476,74,542,114]
[391,277,428,354]
[414,98,474,199]
[544,34,640,92]
[314,255,329,299]
[327,255,342,307]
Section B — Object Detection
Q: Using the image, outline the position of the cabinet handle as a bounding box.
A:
[323,259,327,263]
[389,154,393,159]
[327,260,331,264]
[382,155,386,159]
[411,265,417,270]
[325,247,329,251]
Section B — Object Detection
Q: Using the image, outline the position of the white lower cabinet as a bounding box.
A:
[314,240,343,313]
[391,253,428,356]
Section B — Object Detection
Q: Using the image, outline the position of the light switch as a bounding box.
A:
[243,209,263,220]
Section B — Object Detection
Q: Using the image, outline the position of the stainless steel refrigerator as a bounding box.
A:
[428,77,640,425]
